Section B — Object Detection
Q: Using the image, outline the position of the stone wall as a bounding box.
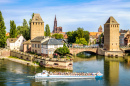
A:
[10,50,73,70]
[0,49,10,57]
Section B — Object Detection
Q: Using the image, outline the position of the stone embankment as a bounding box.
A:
[0,49,73,70]
[0,56,39,66]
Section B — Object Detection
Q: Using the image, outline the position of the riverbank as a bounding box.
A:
[0,56,39,67]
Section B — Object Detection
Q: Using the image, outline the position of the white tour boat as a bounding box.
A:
[35,70,103,79]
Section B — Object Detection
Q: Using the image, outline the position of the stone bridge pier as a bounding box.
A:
[69,48,97,56]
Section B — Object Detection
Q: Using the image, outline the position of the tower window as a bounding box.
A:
[33,22,34,25]
[41,23,42,25]
[36,23,37,25]
[111,25,112,27]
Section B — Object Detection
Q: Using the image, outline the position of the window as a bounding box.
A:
[19,40,20,42]
[35,44,37,48]
[32,44,34,48]
[46,50,48,54]
[23,40,24,42]
[41,45,43,48]
[38,44,40,48]
[46,45,48,48]
[27,45,29,50]
[41,49,43,53]
[49,51,51,54]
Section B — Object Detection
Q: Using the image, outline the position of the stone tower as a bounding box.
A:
[104,16,120,51]
[98,25,102,32]
[30,14,44,40]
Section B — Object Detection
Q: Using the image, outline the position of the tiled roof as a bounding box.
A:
[42,38,63,45]
[105,16,119,24]
[89,32,102,36]
[31,36,46,42]
[31,14,44,23]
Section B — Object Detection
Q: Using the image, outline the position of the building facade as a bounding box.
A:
[119,30,130,46]
[31,36,63,56]
[104,16,120,51]
[52,15,62,33]
[6,35,26,51]
[30,14,44,40]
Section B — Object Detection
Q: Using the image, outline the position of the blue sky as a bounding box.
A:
[1,0,130,32]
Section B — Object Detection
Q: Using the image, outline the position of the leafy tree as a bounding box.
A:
[67,27,89,45]
[29,13,34,26]
[0,11,6,48]
[10,20,17,38]
[84,31,89,45]
[76,27,84,38]
[44,24,50,36]
[17,19,30,40]
[54,43,70,56]
[76,38,87,45]
[52,33,64,39]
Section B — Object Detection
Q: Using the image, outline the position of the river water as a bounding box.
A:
[0,55,130,86]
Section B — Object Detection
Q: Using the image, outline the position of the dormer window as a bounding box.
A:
[11,39,13,41]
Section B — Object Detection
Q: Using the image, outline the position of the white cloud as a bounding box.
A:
[1,0,130,32]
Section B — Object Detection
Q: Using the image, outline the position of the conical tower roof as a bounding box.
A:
[99,25,102,29]
[31,14,44,23]
[105,16,119,24]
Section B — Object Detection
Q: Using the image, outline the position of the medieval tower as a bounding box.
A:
[104,16,120,51]
[30,14,44,40]
[98,25,103,32]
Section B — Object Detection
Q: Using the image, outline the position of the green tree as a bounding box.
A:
[76,38,87,45]
[44,24,50,36]
[77,27,84,38]
[0,11,6,48]
[29,13,34,26]
[17,19,30,40]
[52,33,64,39]
[84,31,89,45]
[10,20,17,38]
[54,43,70,56]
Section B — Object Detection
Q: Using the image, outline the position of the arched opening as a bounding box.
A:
[115,55,118,58]
[68,63,72,66]
[21,56,23,59]
[26,57,29,61]
[54,63,59,65]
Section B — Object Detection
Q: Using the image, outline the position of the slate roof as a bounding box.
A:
[31,14,44,23]
[120,30,128,33]
[31,36,46,42]
[42,38,63,45]
[105,16,119,24]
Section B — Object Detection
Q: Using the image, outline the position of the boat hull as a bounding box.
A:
[35,75,103,79]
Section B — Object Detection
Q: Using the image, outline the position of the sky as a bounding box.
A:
[1,0,130,32]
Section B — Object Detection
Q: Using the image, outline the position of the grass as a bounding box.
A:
[8,56,30,62]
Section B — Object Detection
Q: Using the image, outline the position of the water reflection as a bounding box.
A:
[104,57,120,86]
[0,55,130,86]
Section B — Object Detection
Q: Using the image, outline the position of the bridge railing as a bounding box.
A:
[120,46,130,49]
[69,46,99,49]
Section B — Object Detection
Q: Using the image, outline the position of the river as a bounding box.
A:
[0,55,130,86]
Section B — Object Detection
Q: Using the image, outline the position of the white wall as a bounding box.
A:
[7,36,26,51]
[41,45,63,55]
